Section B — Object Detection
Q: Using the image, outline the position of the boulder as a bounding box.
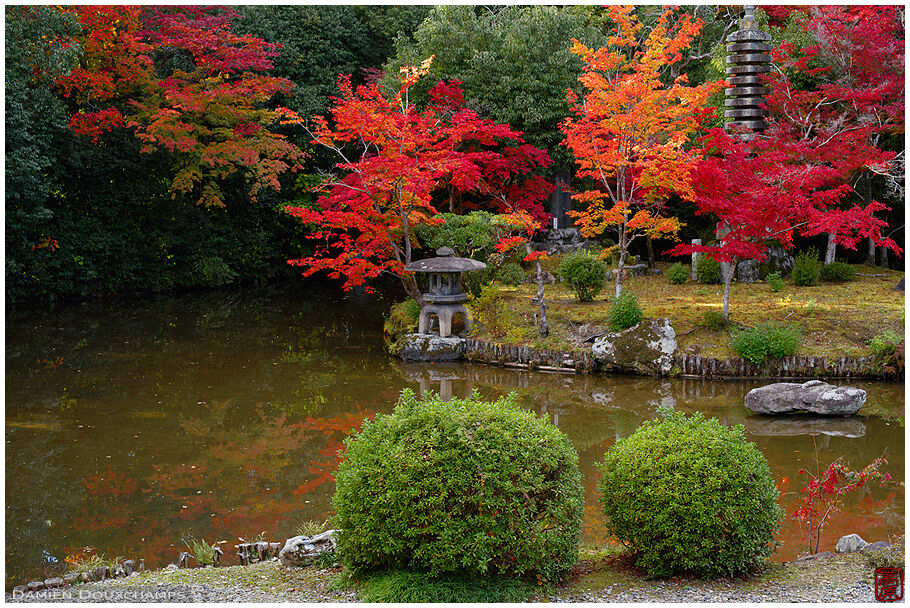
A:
[12,585,27,595]
[394,333,465,363]
[279,530,338,568]
[864,540,892,552]
[895,278,904,291]
[835,533,869,554]
[744,381,866,416]
[26,581,45,592]
[627,263,649,277]
[760,244,795,277]
[62,573,80,586]
[43,577,63,589]
[591,318,677,376]
[736,259,761,283]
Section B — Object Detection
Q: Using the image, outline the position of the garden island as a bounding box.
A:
[6,4,904,603]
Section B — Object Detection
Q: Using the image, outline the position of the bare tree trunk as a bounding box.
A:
[879,245,890,269]
[866,237,877,266]
[723,257,739,323]
[403,275,424,307]
[645,235,655,268]
[824,233,837,265]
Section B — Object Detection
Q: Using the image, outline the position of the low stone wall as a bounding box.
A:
[463,338,897,380]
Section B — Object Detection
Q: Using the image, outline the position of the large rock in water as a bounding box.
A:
[394,333,465,362]
[279,530,338,567]
[745,380,866,415]
[591,318,677,376]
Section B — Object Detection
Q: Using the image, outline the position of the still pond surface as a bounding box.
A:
[6,283,904,587]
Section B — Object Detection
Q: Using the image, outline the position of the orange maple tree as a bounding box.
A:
[561,6,723,297]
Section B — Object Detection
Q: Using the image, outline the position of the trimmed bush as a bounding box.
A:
[559,251,607,301]
[792,249,820,286]
[766,272,784,292]
[702,310,726,330]
[696,256,722,284]
[494,262,527,286]
[608,291,643,331]
[332,390,584,582]
[665,262,689,285]
[730,321,802,364]
[819,261,856,282]
[597,412,782,577]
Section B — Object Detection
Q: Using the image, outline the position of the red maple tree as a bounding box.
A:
[286,58,553,302]
[56,5,305,207]
[765,6,905,264]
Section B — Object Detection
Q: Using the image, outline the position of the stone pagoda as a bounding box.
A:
[725,5,772,136]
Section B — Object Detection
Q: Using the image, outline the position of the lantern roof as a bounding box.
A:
[404,247,487,273]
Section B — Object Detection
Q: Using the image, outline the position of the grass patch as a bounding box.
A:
[466,257,904,362]
[358,570,538,603]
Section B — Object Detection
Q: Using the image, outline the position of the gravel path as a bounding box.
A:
[5,552,898,603]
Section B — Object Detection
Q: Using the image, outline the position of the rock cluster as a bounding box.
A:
[279,530,338,568]
[744,380,866,415]
[394,333,465,362]
[590,318,677,376]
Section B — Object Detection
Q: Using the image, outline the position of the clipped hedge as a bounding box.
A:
[333,390,584,582]
[597,412,782,577]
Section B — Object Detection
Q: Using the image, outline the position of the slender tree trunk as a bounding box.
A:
[645,235,655,268]
[824,233,837,265]
[615,221,627,298]
[527,242,549,337]
[723,257,739,323]
[864,179,876,266]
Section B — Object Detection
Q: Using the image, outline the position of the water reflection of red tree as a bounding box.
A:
[291,411,374,495]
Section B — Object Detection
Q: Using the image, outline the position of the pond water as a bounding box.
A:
[5,283,904,588]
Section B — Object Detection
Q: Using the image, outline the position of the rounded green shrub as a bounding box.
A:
[665,262,689,285]
[702,310,726,330]
[608,291,643,331]
[696,256,722,284]
[730,321,802,364]
[494,262,527,286]
[332,390,584,582]
[791,249,820,286]
[597,412,782,577]
[559,251,607,301]
[766,272,784,292]
[819,261,856,282]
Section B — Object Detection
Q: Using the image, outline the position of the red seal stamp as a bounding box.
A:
[875,567,904,602]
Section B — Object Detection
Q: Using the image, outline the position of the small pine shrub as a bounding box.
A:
[333,390,584,583]
[767,272,784,292]
[608,291,643,331]
[730,322,802,364]
[494,262,526,286]
[702,310,726,330]
[559,251,607,301]
[819,261,856,282]
[183,538,215,567]
[597,412,782,577]
[696,256,722,284]
[792,249,820,286]
[666,262,689,285]
[358,570,537,603]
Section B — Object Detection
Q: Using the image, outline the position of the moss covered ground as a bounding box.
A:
[472,258,904,362]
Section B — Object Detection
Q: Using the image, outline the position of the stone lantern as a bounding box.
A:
[404,247,486,338]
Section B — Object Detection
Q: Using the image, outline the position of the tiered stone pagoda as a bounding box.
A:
[404,247,486,338]
[725,5,772,135]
